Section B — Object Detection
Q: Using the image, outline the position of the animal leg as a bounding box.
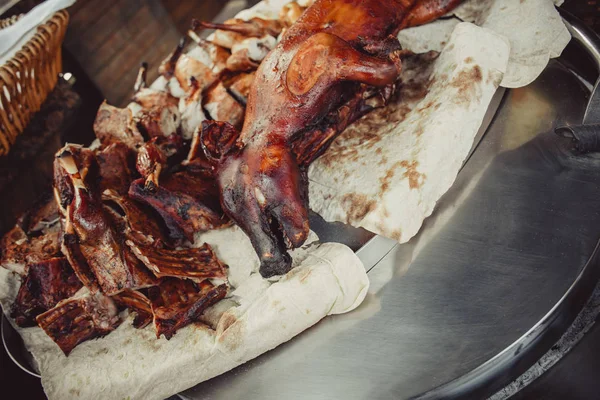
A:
[286,32,402,97]
[292,84,396,167]
[400,0,464,29]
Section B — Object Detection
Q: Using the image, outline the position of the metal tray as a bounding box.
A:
[4,9,600,400]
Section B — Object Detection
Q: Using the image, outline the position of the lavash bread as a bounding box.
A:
[308,22,510,243]
[398,0,570,88]
[0,226,368,400]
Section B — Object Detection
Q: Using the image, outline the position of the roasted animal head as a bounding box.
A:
[213,0,463,277]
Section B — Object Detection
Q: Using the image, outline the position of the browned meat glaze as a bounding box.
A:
[127,241,228,282]
[11,257,82,327]
[104,205,160,289]
[102,189,168,247]
[96,142,137,195]
[55,145,156,295]
[112,289,153,329]
[206,0,463,277]
[129,170,228,244]
[399,0,463,29]
[36,289,120,355]
[148,278,227,339]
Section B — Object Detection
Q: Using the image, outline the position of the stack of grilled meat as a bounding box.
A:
[0,2,307,355]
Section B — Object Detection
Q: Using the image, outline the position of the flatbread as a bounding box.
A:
[399,0,570,88]
[0,226,368,400]
[308,22,510,243]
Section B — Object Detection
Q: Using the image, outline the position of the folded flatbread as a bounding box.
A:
[308,22,510,243]
[398,0,570,88]
[0,226,368,400]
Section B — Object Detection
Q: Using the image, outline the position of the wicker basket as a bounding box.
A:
[0,10,69,156]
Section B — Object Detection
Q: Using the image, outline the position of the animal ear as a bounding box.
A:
[199,120,241,163]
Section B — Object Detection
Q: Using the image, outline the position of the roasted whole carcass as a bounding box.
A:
[212,0,463,277]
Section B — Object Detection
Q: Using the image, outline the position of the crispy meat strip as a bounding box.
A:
[55,145,156,295]
[96,142,136,195]
[127,241,227,281]
[129,170,228,243]
[36,288,120,355]
[11,257,82,327]
[112,289,153,329]
[102,189,167,246]
[61,229,100,292]
[148,278,227,339]
[103,205,160,289]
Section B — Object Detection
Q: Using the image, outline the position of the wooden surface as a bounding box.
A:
[5,0,228,107]
[63,0,225,106]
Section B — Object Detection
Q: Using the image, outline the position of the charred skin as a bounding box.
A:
[216,0,462,277]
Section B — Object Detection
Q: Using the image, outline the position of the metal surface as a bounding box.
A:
[2,315,39,378]
[180,21,600,400]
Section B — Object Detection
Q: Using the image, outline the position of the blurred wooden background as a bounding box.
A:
[6,0,234,106]
[3,0,597,107]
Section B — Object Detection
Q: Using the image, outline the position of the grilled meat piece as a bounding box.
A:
[102,189,168,246]
[135,140,168,189]
[104,206,160,289]
[188,120,240,169]
[127,241,227,282]
[112,289,153,328]
[160,40,217,93]
[130,65,183,139]
[148,278,227,339]
[187,22,230,74]
[96,142,137,195]
[55,145,156,295]
[36,288,120,355]
[11,257,82,327]
[129,170,228,243]
[61,230,100,292]
[93,101,144,149]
